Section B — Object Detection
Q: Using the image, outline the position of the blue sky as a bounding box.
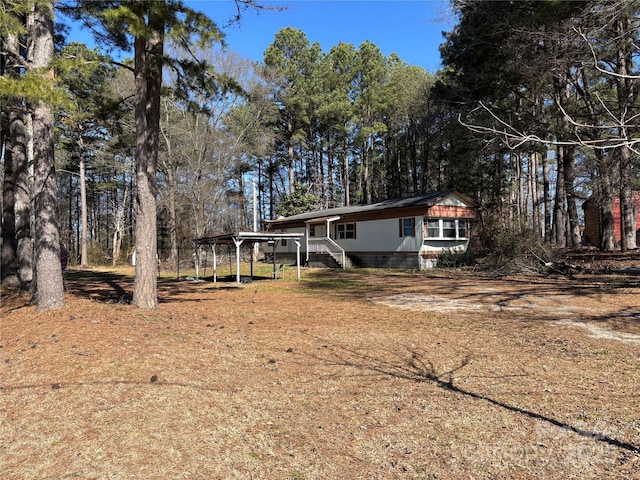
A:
[188,0,456,72]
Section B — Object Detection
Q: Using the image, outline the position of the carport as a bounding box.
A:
[194,232,304,284]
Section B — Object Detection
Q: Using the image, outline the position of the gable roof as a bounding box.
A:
[266,189,476,227]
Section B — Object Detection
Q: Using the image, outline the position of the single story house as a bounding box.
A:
[582,193,640,247]
[265,189,477,269]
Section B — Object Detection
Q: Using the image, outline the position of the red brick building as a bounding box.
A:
[583,194,640,247]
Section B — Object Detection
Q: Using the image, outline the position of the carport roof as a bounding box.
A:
[195,231,304,246]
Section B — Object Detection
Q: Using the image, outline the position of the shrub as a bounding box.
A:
[436,247,476,268]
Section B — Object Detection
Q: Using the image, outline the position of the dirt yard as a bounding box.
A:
[1,264,639,479]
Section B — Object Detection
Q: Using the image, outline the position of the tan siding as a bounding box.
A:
[427,205,476,218]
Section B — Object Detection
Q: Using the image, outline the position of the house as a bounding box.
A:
[265,189,477,269]
[582,193,640,247]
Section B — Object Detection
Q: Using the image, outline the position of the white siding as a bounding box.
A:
[335,217,422,252]
[270,227,305,254]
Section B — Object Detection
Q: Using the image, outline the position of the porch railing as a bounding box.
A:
[308,237,346,268]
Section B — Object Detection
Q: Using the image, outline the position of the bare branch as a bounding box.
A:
[459,102,640,156]
[575,27,640,80]
[0,39,31,70]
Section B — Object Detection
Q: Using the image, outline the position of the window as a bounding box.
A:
[336,223,356,239]
[399,218,415,237]
[309,225,316,237]
[457,219,468,238]
[443,220,456,238]
[425,218,469,240]
[427,219,440,238]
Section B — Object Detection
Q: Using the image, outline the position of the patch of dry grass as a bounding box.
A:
[1,266,639,479]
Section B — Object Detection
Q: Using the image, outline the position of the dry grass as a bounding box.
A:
[1,265,639,479]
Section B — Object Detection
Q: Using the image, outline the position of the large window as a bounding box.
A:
[425,218,468,240]
[427,219,440,238]
[443,220,457,238]
[400,218,415,237]
[336,223,356,239]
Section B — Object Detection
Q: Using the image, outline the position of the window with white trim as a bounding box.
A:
[443,220,456,238]
[427,219,440,238]
[425,218,469,240]
[457,220,467,239]
[335,223,356,239]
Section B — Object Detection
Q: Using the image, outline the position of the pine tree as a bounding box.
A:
[63,0,229,308]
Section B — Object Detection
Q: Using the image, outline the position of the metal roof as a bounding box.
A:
[195,231,304,246]
[265,189,475,225]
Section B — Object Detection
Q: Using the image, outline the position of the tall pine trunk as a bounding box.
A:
[2,33,21,287]
[552,145,567,248]
[132,11,163,309]
[112,183,129,266]
[563,146,581,248]
[597,157,617,252]
[2,114,19,286]
[615,13,637,251]
[343,137,349,206]
[79,151,89,266]
[30,0,64,309]
[542,153,552,244]
[16,113,33,287]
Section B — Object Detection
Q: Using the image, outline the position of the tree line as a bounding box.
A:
[2,0,639,310]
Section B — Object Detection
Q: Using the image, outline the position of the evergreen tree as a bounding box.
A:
[64,0,229,308]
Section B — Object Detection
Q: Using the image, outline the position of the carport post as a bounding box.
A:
[195,243,200,281]
[250,241,254,278]
[295,239,301,280]
[212,243,217,283]
[305,223,310,264]
[272,239,278,278]
[233,237,243,284]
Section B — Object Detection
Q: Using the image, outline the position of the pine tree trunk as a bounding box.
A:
[615,14,637,251]
[543,154,552,243]
[16,113,33,287]
[563,146,581,248]
[2,114,19,286]
[343,137,350,206]
[619,161,636,251]
[112,184,129,266]
[30,0,64,310]
[287,121,295,194]
[132,12,163,309]
[79,154,89,266]
[553,145,567,248]
[167,170,178,267]
[530,151,542,239]
[2,33,21,287]
[599,196,616,252]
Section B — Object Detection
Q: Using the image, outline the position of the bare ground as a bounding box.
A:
[1,263,639,480]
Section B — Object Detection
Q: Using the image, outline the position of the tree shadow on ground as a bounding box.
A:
[300,269,640,333]
[65,269,132,302]
[63,269,279,304]
[308,337,640,456]
[65,269,215,304]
